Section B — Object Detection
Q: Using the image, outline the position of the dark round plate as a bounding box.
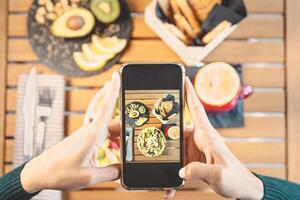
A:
[28,0,132,77]
[125,102,149,127]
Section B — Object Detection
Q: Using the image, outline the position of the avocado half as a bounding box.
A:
[50,8,95,38]
[90,0,120,23]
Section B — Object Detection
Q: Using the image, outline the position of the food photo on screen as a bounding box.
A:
[124,90,180,163]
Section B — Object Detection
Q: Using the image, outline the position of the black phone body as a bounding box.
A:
[120,63,185,190]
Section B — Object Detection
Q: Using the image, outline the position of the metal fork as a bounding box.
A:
[35,87,54,155]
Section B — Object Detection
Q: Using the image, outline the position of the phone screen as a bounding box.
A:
[121,63,184,189]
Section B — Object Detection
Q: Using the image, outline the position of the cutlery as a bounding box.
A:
[36,87,54,155]
[22,67,37,162]
[125,127,133,162]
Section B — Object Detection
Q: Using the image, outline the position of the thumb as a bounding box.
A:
[179,162,220,183]
[85,163,121,185]
[185,77,212,130]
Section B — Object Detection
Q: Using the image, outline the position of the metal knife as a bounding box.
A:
[22,67,37,162]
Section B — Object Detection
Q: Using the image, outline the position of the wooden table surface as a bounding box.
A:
[1,0,300,199]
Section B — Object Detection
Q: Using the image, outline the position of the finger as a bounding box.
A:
[179,162,219,183]
[164,190,176,199]
[108,118,121,138]
[85,163,121,185]
[84,82,110,125]
[92,72,120,127]
[185,77,212,130]
[90,72,120,145]
[184,124,193,139]
[204,150,213,164]
[185,132,202,164]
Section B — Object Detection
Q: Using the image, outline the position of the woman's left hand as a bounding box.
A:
[21,72,121,193]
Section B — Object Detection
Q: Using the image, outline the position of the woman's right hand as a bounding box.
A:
[179,78,264,200]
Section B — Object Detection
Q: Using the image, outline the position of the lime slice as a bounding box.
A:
[92,35,127,54]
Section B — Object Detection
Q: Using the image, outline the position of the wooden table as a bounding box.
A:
[1,0,300,199]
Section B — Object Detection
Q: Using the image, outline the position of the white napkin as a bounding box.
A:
[13,74,65,200]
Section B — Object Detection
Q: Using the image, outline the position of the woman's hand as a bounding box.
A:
[20,72,121,193]
[166,77,264,200]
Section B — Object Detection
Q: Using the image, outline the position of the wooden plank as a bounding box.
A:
[66,190,227,200]
[5,89,285,112]
[242,66,285,88]
[5,138,285,163]
[8,0,284,13]
[286,0,300,183]
[6,63,121,87]
[230,14,284,38]
[132,14,285,39]
[251,167,286,179]
[7,64,285,88]
[8,14,284,39]
[219,115,285,138]
[5,114,285,138]
[243,0,284,13]
[227,141,285,163]
[204,40,284,63]
[4,164,11,173]
[123,40,284,63]
[0,0,7,176]
[8,39,285,63]
[8,14,27,37]
[244,90,285,112]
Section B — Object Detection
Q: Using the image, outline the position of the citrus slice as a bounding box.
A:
[167,126,180,140]
[194,62,240,106]
[82,43,115,61]
[73,51,107,72]
[92,35,127,54]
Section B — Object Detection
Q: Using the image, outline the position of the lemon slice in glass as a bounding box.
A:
[92,35,127,54]
[73,52,107,72]
[82,43,115,61]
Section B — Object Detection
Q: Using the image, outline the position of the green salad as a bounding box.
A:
[137,127,166,157]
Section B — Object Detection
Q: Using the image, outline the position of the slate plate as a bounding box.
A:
[186,65,244,128]
[28,0,132,77]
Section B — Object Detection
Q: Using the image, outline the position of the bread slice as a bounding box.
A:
[175,0,201,33]
[188,0,222,22]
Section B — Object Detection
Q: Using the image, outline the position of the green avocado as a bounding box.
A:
[138,106,146,114]
[90,0,120,23]
[128,110,139,119]
[50,8,95,38]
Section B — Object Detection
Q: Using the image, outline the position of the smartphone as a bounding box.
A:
[120,63,185,190]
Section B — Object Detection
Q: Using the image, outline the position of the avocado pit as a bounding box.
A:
[98,2,111,14]
[67,15,85,30]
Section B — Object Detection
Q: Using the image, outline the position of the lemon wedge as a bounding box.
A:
[92,35,127,54]
[82,43,115,61]
[73,52,107,72]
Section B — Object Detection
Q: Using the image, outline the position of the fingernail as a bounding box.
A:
[186,77,192,86]
[179,168,185,178]
[112,71,118,80]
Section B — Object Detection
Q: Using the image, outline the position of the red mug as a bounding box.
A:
[201,84,253,112]
[193,62,253,112]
